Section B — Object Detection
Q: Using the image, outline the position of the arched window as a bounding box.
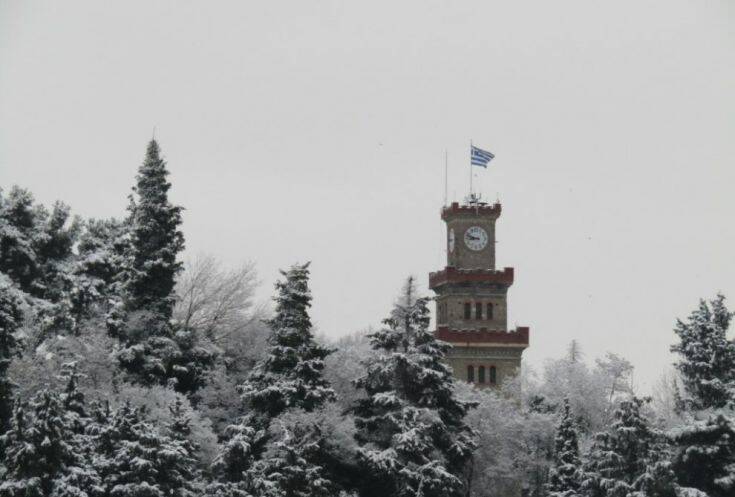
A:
[478,366,486,383]
[467,365,475,383]
[475,302,482,320]
[487,303,494,320]
[464,302,472,319]
[489,366,497,385]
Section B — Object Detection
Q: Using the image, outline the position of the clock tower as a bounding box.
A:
[430,199,529,388]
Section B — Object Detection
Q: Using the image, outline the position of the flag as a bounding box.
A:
[471,145,495,168]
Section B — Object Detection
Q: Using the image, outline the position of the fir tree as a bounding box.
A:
[0,279,23,435]
[210,421,267,483]
[212,264,335,491]
[352,277,476,497]
[580,397,656,497]
[671,413,735,497]
[124,139,184,323]
[668,295,735,497]
[166,396,201,489]
[0,392,99,497]
[59,362,88,434]
[72,218,129,329]
[547,398,582,497]
[94,401,197,497]
[240,262,335,419]
[115,140,214,393]
[670,294,735,410]
[249,421,336,497]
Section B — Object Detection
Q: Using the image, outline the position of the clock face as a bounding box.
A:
[448,229,455,252]
[464,226,488,251]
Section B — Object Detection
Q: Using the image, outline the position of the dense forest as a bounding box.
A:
[0,140,733,497]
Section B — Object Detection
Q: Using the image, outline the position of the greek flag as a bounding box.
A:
[471,145,495,168]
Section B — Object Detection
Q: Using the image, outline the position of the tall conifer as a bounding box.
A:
[352,277,476,497]
[125,139,184,323]
[0,392,99,497]
[240,262,335,419]
[580,398,656,497]
[547,398,582,497]
[0,280,22,435]
[670,294,735,410]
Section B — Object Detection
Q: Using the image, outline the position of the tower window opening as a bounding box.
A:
[489,366,497,385]
[487,303,494,320]
[464,302,471,320]
[467,365,475,383]
[478,366,486,383]
[475,302,482,320]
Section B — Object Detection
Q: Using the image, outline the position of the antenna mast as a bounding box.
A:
[444,150,448,206]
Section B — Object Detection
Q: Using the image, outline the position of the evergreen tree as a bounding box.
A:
[0,278,23,435]
[668,295,735,497]
[670,294,735,410]
[210,421,266,483]
[0,187,81,336]
[72,218,129,329]
[352,277,476,497]
[0,392,99,497]
[94,401,197,497]
[240,262,335,419]
[0,187,80,300]
[671,413,735,497]
[580,397,656,497]
[124,139,184,323]
[547,398,582,497]
[212,263,335,492]
[115,140,214,393]
[59,362,88,434]
[249,421,336,497]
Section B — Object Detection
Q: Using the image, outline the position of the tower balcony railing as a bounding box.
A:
[435,326,529,346]
[429,266,514,289]
[441,201,502,220]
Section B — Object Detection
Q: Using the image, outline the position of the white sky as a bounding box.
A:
[1,1,733,391]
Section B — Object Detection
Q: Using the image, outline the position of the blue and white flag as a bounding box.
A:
[471,145,495,168]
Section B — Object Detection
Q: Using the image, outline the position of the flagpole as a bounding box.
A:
[444,150,448,207]
[469,140,473,200]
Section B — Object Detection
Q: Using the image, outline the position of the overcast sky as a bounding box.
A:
[1,0,733,391]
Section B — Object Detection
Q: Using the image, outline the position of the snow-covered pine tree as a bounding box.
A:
[210,421,267,484]
[94,401,197,497]
[166,396,202,488]
[670,294,735,410]
[248,420,336,497]
[671,413,735,497]
[0,187,82,335]
[0,278,23,435]
[668,295,735,497]
[580,397,656,497]
[547,398,582,497]
[240,262,335,419]
[115,140,214,393]
[211,263,335,491]
[124,139,184,323]
[0,391,99,497]
[352,276,476,497]
[0,187,80,301]
[59,361,88,434]
[72,218,129,329]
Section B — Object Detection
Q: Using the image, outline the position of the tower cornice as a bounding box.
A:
[442,201,502,221]
[429,266,514,290]
[436,326,529,347]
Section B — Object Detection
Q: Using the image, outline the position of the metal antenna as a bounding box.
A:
[444,150,448,206]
